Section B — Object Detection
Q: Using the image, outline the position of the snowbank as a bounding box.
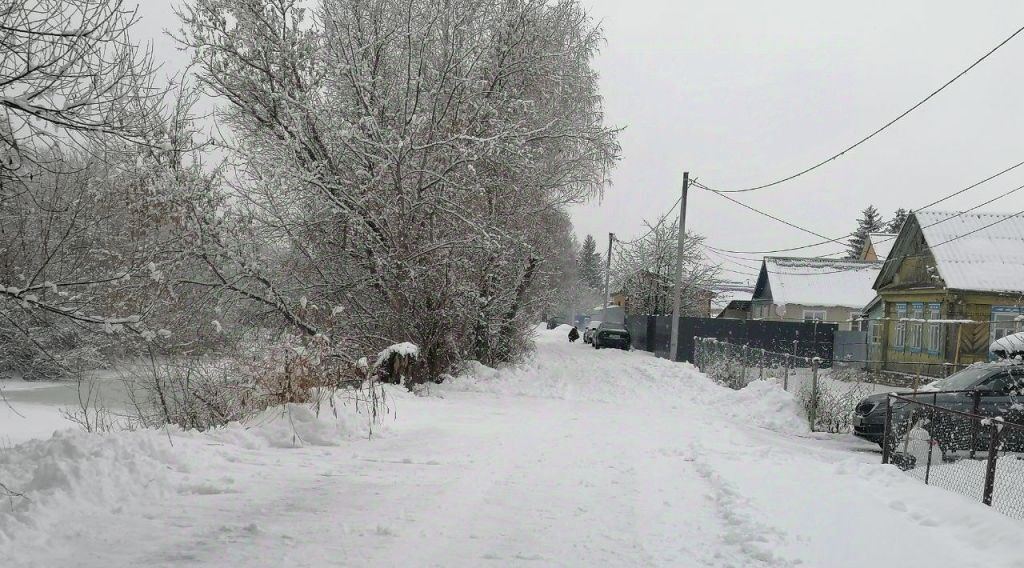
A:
[0,391,380,545]
[0,430,182,545]
[206,400,374,449]
[442,326,808,435]
[721,380,808,435]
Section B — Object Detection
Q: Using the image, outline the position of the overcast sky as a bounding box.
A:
[136,1,1024,282]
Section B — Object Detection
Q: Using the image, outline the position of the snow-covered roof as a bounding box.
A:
[913,211,1024,294]
[711,289,753,316]
[866,233,897,260]
[754,257,883,309]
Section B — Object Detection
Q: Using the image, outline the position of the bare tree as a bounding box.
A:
[174,0,620,382]
[0,0,163,181]
[0,1,222,379]
[613,219,721,317]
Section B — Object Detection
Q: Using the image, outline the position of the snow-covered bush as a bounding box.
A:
[798,373,874,433]
[119,335,403,431]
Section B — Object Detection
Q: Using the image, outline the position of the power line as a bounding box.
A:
[698,183,839,242]
[703,245,865,276]
[697,24,1024,194]
[867,180,1024,251]
[704,236,851,256]
[929,207,1024,248]
[698,157,1024,256]
[614,194,684,246]
[916,159,1024,210]
[708,210,1024,280]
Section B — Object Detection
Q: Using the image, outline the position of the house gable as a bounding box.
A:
[752,264,772,303]
[873,216,944,293]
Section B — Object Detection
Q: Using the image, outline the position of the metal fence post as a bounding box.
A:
[882,395,893,465]
[982,423,1000,507]
[783,354,790,391]
[970,391,982,460]
[741,345,748,384]
[810,357,820,432]
[924,410,935,485]
[759,348,764,380]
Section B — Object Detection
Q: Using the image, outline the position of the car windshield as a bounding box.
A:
[927,366,996,391]
[598,323,625,331]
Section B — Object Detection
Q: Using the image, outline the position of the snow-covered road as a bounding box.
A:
[3,328,1023,567]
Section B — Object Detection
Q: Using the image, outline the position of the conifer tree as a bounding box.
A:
[846,206,885,259]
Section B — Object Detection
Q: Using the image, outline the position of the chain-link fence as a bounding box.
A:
[881,392,1024,520]
[832,359,971,385]
[695,336,1024,519]
[694,337,883,433]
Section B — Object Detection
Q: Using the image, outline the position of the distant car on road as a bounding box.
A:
[853,362,1024,452]
[583,320,602,344]
[592,323,631,351]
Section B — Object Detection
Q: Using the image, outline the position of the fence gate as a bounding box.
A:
[834,330,868,369]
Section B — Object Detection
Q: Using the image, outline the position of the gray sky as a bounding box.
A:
[136,1,1024,281]
[569,1,1024,281]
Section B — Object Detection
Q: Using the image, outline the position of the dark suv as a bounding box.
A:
[592,323,631,350]
[853,363,1024,451]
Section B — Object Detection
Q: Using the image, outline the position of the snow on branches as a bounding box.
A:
[173,0,620,381]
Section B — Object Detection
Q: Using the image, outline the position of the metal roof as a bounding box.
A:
[915,210,1024,294]
[754,257,883,309]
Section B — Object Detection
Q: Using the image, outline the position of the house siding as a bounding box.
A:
[875,288,1024,375]
[751,302,861,330]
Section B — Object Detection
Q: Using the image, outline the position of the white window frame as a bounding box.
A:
[803,309,827,323]
[848,311,861,331]
[910,303,924,351]
[869,320,882,345]
[992,307,1024,342]
[926,303,942,354]
[895,303,907,349]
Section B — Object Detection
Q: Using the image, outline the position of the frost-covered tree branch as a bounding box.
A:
[0,0,164,181]
[173,0,620,382]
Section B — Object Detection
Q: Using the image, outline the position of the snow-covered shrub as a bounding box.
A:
[798,373,874,433]
[702,356,751,390]
[121,336,393,431]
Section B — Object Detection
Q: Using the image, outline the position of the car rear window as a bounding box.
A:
[929,366,998,391]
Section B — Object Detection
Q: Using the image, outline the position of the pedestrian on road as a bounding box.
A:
[568,326,580,343]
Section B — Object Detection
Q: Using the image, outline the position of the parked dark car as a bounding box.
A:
[853,363,1024,452]
[592,323,631,350]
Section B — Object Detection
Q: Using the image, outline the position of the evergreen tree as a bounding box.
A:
[577,234,604,289]
[886,208,910,234]
[846,206,885,258]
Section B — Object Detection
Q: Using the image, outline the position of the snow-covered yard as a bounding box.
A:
[2,327,1022,567]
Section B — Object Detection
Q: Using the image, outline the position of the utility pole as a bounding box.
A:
[669,172,690,362]
[604,232,614,315]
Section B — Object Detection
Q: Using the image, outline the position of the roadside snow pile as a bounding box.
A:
[0,391,380,545]
[442,326,808,435]
[0,430,183,545]
[720,380,808,435]
[207,397,378,449]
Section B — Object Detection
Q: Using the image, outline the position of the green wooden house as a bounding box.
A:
[867,210,1024,377]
